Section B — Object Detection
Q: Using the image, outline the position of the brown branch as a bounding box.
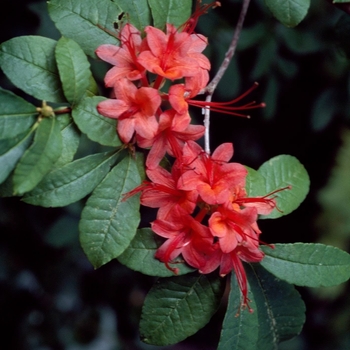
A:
[203,0,251,154]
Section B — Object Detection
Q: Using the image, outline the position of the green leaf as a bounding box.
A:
[245,166,266,196]
[115,0,152,30]
[55,37,92,106]
[54,114,80,168]
[256,155,310,219]
[79,153,141,268]
[260,243,350,287]
[218,264,305,350]
[13,117,63,195]
[264,0,310,27]
[48,0,121,58]
[118,228,195,277]
[72,96,121,147]
[0,36,65,102]
[148,0,191,29]
[0,87,37,140]
[0,130,34,185]
[334,0,350,3]
[22,150,121,207]
[140,272,225,346]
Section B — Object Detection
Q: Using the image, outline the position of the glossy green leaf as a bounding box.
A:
[79,153,141,268]
[0,36,65,102]
[0,87,37,140]
[13,117,63,195]
[115,0,151,30]
[245,166,266,197]
[264,0,310,27]
[72,96,121,147]
[55,37,92,105]
[148,0,191,29]
[54,114,80,168]
[0,130,34,185]
[257,155,310,219]
[333,0,350,3]
[48,0,121,57]
[218,264,305,349]
[260,243,350,287]
[140,272,225,346]
[23,150,121,207]
[118,228,195,277]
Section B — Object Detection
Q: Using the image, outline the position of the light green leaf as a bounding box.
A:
[23,150,121,207]
[218,264,305,349]
[245,166,266,196]
[140,272,225,346]
[13,117,63,195]
[0,130,34,185]
[72,96,121,147]
[55,37,92,106]
[0,36,65,102]
[257,155,310,219]
[264,0,310,27]
[260,243,350,287]
[79,153,141,268]
[114,0,151,30]
[118,228,195,277]
[48,0,121,57]
[148,0,191,29]
[0,87,37,140]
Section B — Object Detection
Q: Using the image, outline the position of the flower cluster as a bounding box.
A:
[96,3,281,310]
[96,17,210,169]
[126,140,283,310]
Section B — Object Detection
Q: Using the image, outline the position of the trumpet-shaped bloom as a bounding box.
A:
[178,141,248,205]
[95,23,146,86]
[138,24,209,81]
[152,208,213,273]
[97,78,161,142]
[136,109,205,169]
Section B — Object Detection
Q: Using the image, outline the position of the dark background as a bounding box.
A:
[1,0,350,349]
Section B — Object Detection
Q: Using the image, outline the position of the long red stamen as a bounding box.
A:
[187,83,265,118]
[235,186,292,212]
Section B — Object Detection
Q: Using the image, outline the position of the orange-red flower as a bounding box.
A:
[178,141,247,205]
[137,24,210,83]
[97,78,161,142]
[136,109,205,169]
[95,23,146,86]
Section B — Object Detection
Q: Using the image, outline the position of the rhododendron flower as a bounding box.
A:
[152,207,213,273]
[95,23,146,86]
[136,109,205,169]
[97,78,161,142]
[124,165,198,220]
[209,206,261,254]
[178,141,248,205]
[137,24,210,83]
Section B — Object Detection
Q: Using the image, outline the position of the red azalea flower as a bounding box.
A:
[95,23,147,86]
[124,165,198,220]
[137,24,209,84]
[97,78,161,142]
[152,207,212,273]
[178,141,247,205]
[136,109,205,169]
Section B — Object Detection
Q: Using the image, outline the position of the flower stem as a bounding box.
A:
[203,0,251,154]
